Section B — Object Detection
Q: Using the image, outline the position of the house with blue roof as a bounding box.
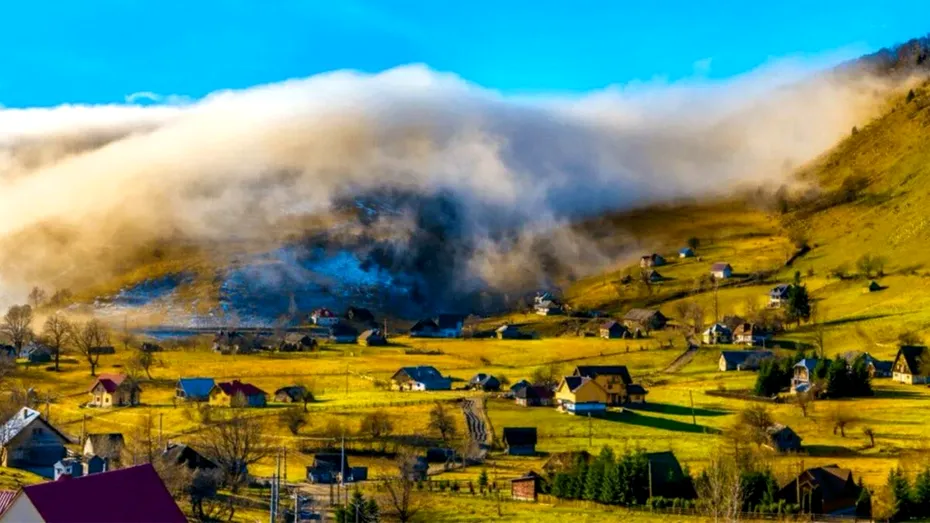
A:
[792,359,820,393]
[175,378,216,402]
[679,247,695,258]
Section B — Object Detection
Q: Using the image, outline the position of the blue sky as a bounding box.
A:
[1,1,928,107]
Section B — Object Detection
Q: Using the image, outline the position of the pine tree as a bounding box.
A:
[856,480,872,519]
[478,468,489,492]
[583,451,606,501]
[572,459,589,499]
[785,284,811,325]
[851,355,874,396]
[914,467,930,518]
[888,467,913,521]
[826,358,850,398]
[551,473,571,499]
[596,447,618,504]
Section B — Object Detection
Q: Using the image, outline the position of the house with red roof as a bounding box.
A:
[208,380,267,407]
[0,464,185,522]
[87,374,140,408]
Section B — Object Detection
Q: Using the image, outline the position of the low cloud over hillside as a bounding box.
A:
[0,59,904,313]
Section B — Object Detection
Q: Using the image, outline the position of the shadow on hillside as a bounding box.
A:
[804,444,858,457]
[791,312,905,331]
[625,402,729,417]
[871,388,930,400]
[768,339,815,351]
[601,410,721,434]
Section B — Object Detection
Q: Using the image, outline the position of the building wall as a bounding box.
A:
[0,495,43,523]
[511,480,537,501]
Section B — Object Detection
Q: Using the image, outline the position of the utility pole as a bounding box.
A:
[45,393,50,421]
[158,413,164,448]
[293,487,299,523]
[81,414,87,444]
[270,451,279,523]
[340,431,346,507]
[648,459,653,500]
[689,390,696,425]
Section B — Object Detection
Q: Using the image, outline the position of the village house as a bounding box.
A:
[88,346,116,355]
[792,358,820,393]
[622,308,667,334]
[18,343,52,364]
[627,384,648,403]
[555,376,608,415]
[405,456,430,481]
[718,350,774,372]
[175,378,215,402]
[502,427,537,456]
[572,365,646,405]
[278,333,316,352]
[640,253,666,268]
[391,366,452,391]
[468,373,501,392]
[678,247,695,258]
[162,443,217,471]
[703,323,732,345]
[345,306,375,324]
[867,280,883,292]
[599,320,629,339]
[514,385,554,407]
[777,465,867,517]
[840,351,892,378]
[533,291,564,316]
[53,455,107,480]
[273,385,308,403]
[892,345,929,384]
[764,423,803,452]
[645,269,664,283]
[208,380,267,407]
[0,408,69,478]
[212,330,273,354]
[733,323,773,346]
[511,471,542,501]
[509,379,531,396]
[83,433,124,465]
[0,464,186,523]
[307,453,352,484]
[310,308,339,326]
[496,324,522,339]
[769,284,792,307]
[711,262,733,279]
[409,315,465,338]
[645,452,697,499]
[88,374,141,408]
[328,323,359,344]
[357,328,387,346]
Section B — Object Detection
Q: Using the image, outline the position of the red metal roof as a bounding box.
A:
[216,380,266,397]
[88,373,127,393]
[21,464,186,522]
[0,490,16,516]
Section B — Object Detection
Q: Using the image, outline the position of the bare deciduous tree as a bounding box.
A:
[196,410,273,492]
[130,347,160,380]
[530,362,561,390]
[697,449,743,523]
[359,409,394,441]
[795,391,814,418]
[381,452,420,523]
[27,287,47,310]
[70,319,110,376]
[428,402,457,444]
[294,381,316,412]
[42,314,72,372]
[127,409,158,465]
[1,305,34,351]
[830,406,858,437]
[736,404,774,447]
[280,406,308,435]
[863,426,876,448]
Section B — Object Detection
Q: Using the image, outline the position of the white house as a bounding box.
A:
[711,263,733,279]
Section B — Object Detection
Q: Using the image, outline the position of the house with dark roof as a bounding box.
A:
[0,464,186,523]
[18,343,52,364]
[764,423,802,452]
[358,328,387,346]
[502,428,537,456]
[514,385,553,407]
[718,350,774,372]
[769,284,792,307]
[640,253,666,268]
[599,320,629,339]
[405,456,429,481]
[509,379,531,396]
[83,433,124,464]
[867,280,883,292]
[711,262,733,279]
[622,309,667,333]
[53,458,84,480]
[792,359,820,393]
[88,346,116,355]
[572,366,646,405]
[310,308,339,326]
[679,247,695,258]
[162,442,217,471]
[328,323,359,344]
[274,385,308,403]
[345,306,375,324]
[0,408,69,478]
[555,376,608,415]
[410,315,465,338]
[777,465,867,517]
[893,345,929,384]
[391,366,452,391]
[279,333,316,352]
[306,453,352,484]
[208,380,267,407]
[645,452,696,499]
[534,291,564,316]
[511,471,542,501]
[175,378,215,402]
[733,323,773,346]
[468,374,501,392]
[88,374,140,408]
[644,269,664,283]
[703,323,732,345]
